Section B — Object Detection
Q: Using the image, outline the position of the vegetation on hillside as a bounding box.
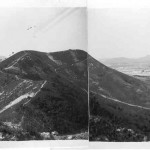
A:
[89,92,150,141]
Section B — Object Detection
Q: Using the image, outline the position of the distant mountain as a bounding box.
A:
[0,56,5,62]
[100,55,150,67]
[100,55,150,76]
[0,49,88,140]
[89,56,150,141]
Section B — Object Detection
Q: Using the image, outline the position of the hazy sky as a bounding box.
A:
[0,7,86,57]
[88,8,150,59]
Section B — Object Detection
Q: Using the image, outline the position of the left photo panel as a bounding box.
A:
[0,7,88,141]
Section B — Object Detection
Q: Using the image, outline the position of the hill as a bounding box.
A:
[89,55,150,141]
[0,49,88,140]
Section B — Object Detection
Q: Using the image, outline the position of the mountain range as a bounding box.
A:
[100,55,150,76]
[1,49,150,141]
[100,55,150,68]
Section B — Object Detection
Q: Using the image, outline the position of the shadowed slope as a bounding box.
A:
[89,55,150,141]
[0,49,88,140]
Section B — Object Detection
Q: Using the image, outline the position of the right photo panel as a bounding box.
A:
[88,8,150,142]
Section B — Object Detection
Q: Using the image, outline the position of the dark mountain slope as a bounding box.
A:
[89,56,150,107]
[89,56,150,141]
[0,49,88,140]
[1,50,88,89]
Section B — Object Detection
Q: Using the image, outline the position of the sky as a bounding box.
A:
[0,7,86,57]
[88,8,150,59]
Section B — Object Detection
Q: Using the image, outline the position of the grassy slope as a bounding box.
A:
[0,50,88,140]
[89,56,150,141]
[89,56,150,107]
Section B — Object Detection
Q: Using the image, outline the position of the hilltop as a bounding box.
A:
[0,49,88,140]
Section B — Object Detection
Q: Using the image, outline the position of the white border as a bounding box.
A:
[88,0,150,8]
[0,140,89,148]
[0,0,86,7]
[89,142,150,149]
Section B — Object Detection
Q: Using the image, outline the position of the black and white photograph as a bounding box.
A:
[2,0,150,149]
[0,6,88,141]
[89,7,150,142]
